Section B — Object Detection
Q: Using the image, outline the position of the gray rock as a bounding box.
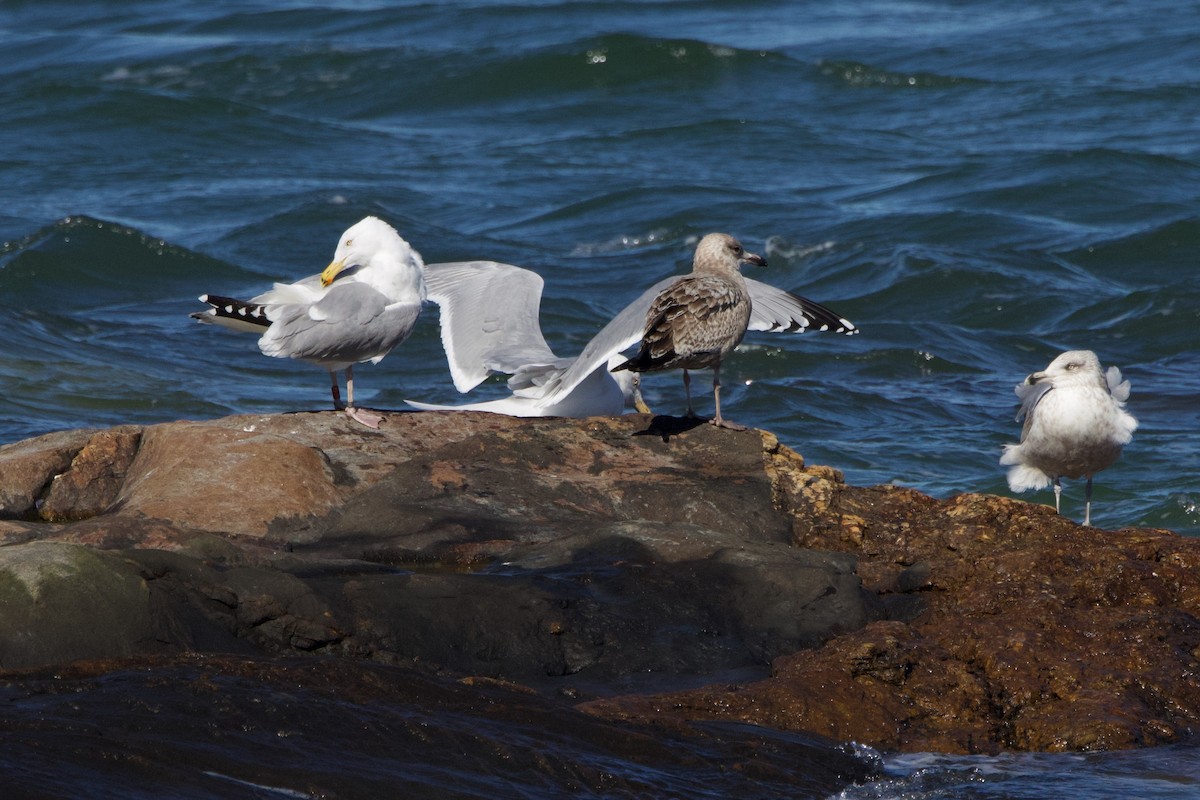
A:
[0,541,155,669]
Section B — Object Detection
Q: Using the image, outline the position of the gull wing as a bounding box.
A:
[519,277,675,406]
[745,277,858,334]
[523,275,860,407]
[1013,376,1056,443]
[1105,365,1131,402]
[423,261,558,393]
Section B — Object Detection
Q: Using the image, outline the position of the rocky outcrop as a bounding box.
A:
[1,410,1198,757]
[0,413,878,683]
[584,482,1200,753]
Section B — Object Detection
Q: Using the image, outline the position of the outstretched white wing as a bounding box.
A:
[423,261,558,392]
[745,277,858,335]
[515,277,675,407]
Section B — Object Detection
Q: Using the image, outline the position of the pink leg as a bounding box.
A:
[343,365,384,428]
[709,365,746,431]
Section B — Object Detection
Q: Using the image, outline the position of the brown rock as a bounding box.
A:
[2,410,1199,755]
[581,474,1200,754]
[40,427,141,521]
[0,428,96,518]
[114,419,344,538]
[0,412,877,687]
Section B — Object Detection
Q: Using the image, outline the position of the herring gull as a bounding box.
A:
[191,216,425,428]
[407,238,858,421]
[1000,350,1138,526]
[611,233,761,429]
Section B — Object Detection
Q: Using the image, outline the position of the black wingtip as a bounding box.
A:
[191,294,272,329]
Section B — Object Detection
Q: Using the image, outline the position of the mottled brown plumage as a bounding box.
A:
[613,233,765,428]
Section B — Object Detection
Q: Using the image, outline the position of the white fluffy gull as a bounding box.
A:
[407,237,858,419]
[1000,350,1138,527]
[191,216,425,428]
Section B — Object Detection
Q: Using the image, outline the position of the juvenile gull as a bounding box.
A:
[191,216,425,428]
[614,233,783,429]
[1000,350,1138,526]
[407,252,858,418]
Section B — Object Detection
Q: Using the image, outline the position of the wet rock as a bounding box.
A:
[0,654,877,799]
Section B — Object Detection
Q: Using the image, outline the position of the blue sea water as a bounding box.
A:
[1,1,1198,796]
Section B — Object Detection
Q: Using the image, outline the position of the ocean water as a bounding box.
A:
[1,1,1198,796]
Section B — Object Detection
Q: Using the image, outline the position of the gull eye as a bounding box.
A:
[1066,362,1078,371]
[345,238,353,247]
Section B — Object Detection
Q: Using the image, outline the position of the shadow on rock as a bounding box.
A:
[631,413,710,440]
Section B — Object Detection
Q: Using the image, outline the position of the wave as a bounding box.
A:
[87,30,778,123]
[1063,217,1200,279]
[816,59,984,89]
[0,216,239,308]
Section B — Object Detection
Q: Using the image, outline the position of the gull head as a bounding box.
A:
[694,232,767,276]
[321,216,421,287]
[1025,349,1106,390]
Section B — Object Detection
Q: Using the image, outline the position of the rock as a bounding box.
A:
[0,541,156,669]
[0,409,1198,756]
[114,420,343,538]
[581,480,1200,754]
[0,427,96,518]
[41,428,141,521]
[0,654,875,799]
[0,412,879,687]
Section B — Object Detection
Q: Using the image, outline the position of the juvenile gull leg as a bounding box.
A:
[1084,478,1094,527]
[711,365,747,431]
[682,369,695,417]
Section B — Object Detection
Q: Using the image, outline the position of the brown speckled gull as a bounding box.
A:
[612,233,764,429]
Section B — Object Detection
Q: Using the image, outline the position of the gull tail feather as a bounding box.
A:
[1001,451,1052,493]
[191,294,271,334]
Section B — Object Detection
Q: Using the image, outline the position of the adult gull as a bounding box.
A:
[1000,350,1138,526]
[191,216,425,428]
